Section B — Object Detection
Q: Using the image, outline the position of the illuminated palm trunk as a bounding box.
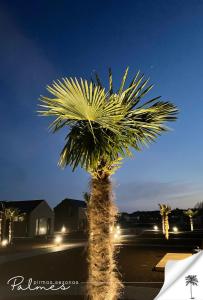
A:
[162,217,165,234]
[190,217,194,231]
[164,216,169,240]
[87,176,122,300]
[0,217,2,242]
[8,220,13,244]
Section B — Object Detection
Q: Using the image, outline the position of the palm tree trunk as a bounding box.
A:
[162,217,165,234]
[190,284,193,299]
[0,217,2,242]
[87,176,122,300]
[164,216,169,240]
[8,220,13,244]
[190,217,194,232]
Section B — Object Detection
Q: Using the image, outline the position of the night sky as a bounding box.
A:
[1,0,203,212]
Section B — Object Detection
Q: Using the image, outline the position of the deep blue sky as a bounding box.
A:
[0,0,203,212]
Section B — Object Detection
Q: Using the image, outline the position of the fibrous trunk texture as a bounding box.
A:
[164,216,169,240]
[190,217,194,231]
[87,176,122,300]
[0,218,2,242]
[162,217,165,234]
[8,221,13,244]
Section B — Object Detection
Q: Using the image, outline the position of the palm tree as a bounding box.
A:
[0,213,2,243]
[39,68,178,299]
[5,208,25,244]
[184,209,198,231]
[159,204,171,240]
[185,275,198,299]
[0,202,4,242]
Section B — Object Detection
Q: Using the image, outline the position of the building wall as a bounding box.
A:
[54,201,87,232]
[13,218,28,237]
[29,201,54,237]
[78,207,87,230]
[54,204,79,231]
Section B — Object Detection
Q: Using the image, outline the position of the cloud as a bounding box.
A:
[114,180,203,212]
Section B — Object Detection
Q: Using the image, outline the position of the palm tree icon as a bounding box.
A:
[185,275,198,299]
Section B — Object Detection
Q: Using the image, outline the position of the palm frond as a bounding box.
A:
[184,209,198,218]
[5,208,25,221]
[159,204,172,216]
[185,275,199,286]
[39,68,178,175]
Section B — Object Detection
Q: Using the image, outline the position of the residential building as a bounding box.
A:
[1,200,54,238]
[54,198,87,232]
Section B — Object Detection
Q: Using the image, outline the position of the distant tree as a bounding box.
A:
[159,204,171,239]
[185,275,198,299]
[194,201,203,210]
[184,209,198,231]
[4,208,25,244]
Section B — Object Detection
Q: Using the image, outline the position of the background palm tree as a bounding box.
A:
[184,209,198,231]
[185,275,198,299]
[159,204,171,240]
[0,202,4,243]
[4,208,25,244]
[39,68,178,299]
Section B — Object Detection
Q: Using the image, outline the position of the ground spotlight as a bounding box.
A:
[153,225,158,231]
[54,235,63,246]
[61,226,66,233]
[1,239,8,247]
[114,232,119,240]
[173,226,178,232]
[39,227,46,235]
[117,228,121,235]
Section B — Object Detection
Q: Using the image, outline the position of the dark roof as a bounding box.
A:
[1,200,44,214]
[54,198,86,209]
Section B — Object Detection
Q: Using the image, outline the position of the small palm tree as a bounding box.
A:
[185,275,198,299]
[5,208,25,244]
[0,202,4,242]
[39,68,178,299]
[159,204,171,239]
[184,209,198,231]
[0,213,2,242]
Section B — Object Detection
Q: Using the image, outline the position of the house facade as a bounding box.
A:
[54,198,87,232]
[1,200,54,238]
